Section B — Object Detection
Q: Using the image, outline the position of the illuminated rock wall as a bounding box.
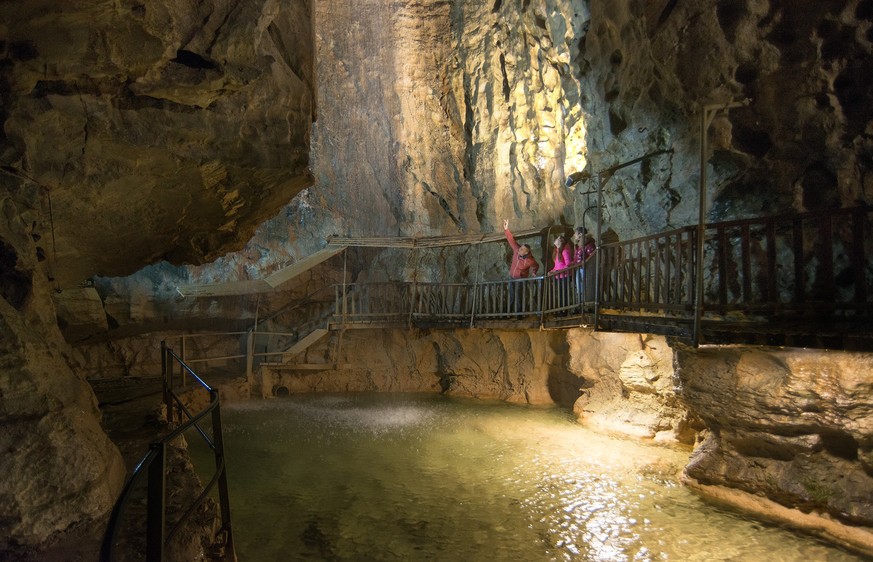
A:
[677,346,873,553]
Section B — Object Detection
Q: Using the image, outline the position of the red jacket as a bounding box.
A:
[505,229,540,279]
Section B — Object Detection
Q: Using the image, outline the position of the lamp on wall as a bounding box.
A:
[565,169,591,188]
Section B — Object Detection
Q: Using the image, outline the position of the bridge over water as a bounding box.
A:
[176,204,873,375]
[329,205,872,350]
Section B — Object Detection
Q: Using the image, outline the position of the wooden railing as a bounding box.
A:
[599,226,696,313]
[701,206,869,315]
[331,206,872,344]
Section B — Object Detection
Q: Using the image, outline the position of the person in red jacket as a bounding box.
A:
[504,219,539,313]
[504,219,539,278]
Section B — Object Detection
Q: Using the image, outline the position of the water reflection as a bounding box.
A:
[188,394,864,561]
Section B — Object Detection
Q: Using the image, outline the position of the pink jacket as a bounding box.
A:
[551,245,573,278]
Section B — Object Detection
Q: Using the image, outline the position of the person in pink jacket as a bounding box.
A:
[503,219,539,313]
[551,234,573,313]
[551,235,573,277]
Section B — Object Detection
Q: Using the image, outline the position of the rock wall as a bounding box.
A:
[0,0,315,553]
[0,0,315,287]
[252,327,692,441]
[0,200,125,553]
[92,0,873,325]
[256,328,582,406]
[677,345,873,553]
[569,331,695,441]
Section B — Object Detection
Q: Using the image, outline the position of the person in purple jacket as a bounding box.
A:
[572,227,596,306]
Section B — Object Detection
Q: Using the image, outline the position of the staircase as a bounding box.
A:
[280,328,329,363]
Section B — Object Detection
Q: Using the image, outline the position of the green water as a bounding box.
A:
[188,393,864,561]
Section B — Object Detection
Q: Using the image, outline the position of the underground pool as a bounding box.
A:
[187,393,864,561]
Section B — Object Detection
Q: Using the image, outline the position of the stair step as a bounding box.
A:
[260,363,352,371]
[282,328,329,360]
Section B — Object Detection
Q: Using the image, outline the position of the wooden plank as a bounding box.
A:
[265,246,345,288]
[282,328,329,361]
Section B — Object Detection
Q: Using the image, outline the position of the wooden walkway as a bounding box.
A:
[330,206,873,350]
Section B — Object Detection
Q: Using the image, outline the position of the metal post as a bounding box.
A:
[211,398,237,562]
[145,442,166,562]
[693,99,749,346]
[161,342,173,426]
[342,248,348,321]
[245,330,254,380]
[180,336,186,388]
[594,173,603,329]
[693,108,708,347]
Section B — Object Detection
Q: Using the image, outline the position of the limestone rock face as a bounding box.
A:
[133,0,873,311]
[53,287,109,343]
[576,0,873,236]
[0,0,315,287]
[256,328,584,407]
[0,200,125,551]
[677,346,873,526]
[569,331,692,441]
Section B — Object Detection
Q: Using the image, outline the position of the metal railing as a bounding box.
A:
[100,342,236,562]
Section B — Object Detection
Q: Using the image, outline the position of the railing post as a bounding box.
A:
[146,442,166,562]
[342,249,348,320]
[245,330,254,380]
[408,282,415,328]
[161,342,173,426]
[594,172,603,330]
[180,336,187,389]
[211,395,237,561]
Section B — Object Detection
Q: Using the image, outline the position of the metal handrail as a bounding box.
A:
[100,342,236,562]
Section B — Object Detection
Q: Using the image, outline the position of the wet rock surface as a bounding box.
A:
[570,332,695,442]
[676,346,873,551]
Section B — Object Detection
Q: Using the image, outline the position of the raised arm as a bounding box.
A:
[503,218,520,252]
